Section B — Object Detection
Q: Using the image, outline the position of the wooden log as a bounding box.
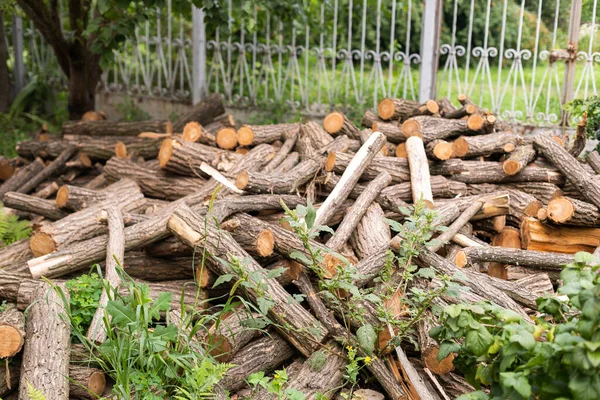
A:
[17,146,77,195]
[473,215,506,236]
[261,128,299,173]
[546,196,600,227]
[323,112,361,139]
[167,204,328,356]
[56,178,141,211]
[401,115,486,142]
[62,120,172,137]
[235,158,322,194]
[158,137,241,177]
[451,161,565,185]
[406,136,433,206]
[220,218,275,258]
[0,158,45,198]
[372,121,407,144]
[444,104,477,119]
[534,133,600,208]
[172,93,225,132]
[0,303,25,358]
[296,121,334,156]
[32,181,59,199]
[68,365,107,400]
[204,311,263,362]
[87,206,125,343]
[272,152,299,174]
[0,239,33,270]
[2,192,68,220]
[428,200,484,253]
[361,109,384,128]
[377,98,419,121]
[437,96,458,116]
[0,157,15,181]
[325,172,392,251]
[237,123,297,146]
[19,282,70,399]
[569,113,587,157]
[29,189,144,257]
[467,182,561,205]
[222,333,295,392]
[315,132,387,226]
[452,131,521,158]
[487,227,521,279]
[350,203,391,259]
[502,145,536,176]
[459,246,574,270]
[425,139,454,160]
[104,157,206,200]
[328,151,410,183]
[521,217,600,253]
[586,150,600,174]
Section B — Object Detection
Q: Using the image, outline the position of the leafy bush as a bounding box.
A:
[564,96,600,146]
[117,97,151,122]
[431,252,600,400]
[65,273,103,334]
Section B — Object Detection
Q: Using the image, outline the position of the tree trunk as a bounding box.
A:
[62,120,172,137]
[67,52,101,120]
[587,150,600,173]
[0,11,10,113]
[452,131,522,158]
[2,192,69,220]
[19,282,70,399]
[521,217,600,253]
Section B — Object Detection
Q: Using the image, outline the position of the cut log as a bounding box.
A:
[182,121,203,142]
[473,215,506,235]
[68,365,107,400]
[0,239,33,269]
[167,204,328,356]
[401,115,486,142]
[272,152,299,174]
[261,127,299,173]
[0,303,25,358]
[521,217,600,253]
[204,311,263,362]
[237,123,297,146]
[325,172,391,251]
[220,218,275,258]
[19,282,70,399]
[437,96,458,116]
[459,246,574,270]
[0,158,45,198]
[172,93,225,131]
[328,151,410,183]
[222,333,295,392]
[406,136,433,206]
[296,121,334,156]
[215,128,238,149]
[372,121,406,144]
[87,206,125,344]
[323,112,362,140]
[488,227,521,279]
[444,104,477,119]
[350,203,391,259]
[546,196,600,227]
[104,157,206,200]
[235,158,322,194]
[56,178,142,211]
[394,142,407,158]
[427,200,484,253]
[451,161,565,185]
[377,98,419,121]
[158,137,241,177]
[29,189,144,256]
[534,133,600,208]
[452,131,522,158]
[361,109,384,129]
[467,182,561,205]
[17,146,77,195]
[62,120,172,137]
[425,139,454,161]
[32,181,59,199]
[65,152,93,170]
[0,157,15,181]
[502,145,536,176]
[586,150,600,174]
[3,192,68,220]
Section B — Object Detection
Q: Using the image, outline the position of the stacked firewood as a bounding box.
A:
[0,92,596,399]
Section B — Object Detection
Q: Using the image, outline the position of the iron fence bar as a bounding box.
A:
[192,5,206,103]
[419,0,442,102]
[562,0,583,124]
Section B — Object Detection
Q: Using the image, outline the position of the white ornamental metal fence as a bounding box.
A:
[4,0,600,126]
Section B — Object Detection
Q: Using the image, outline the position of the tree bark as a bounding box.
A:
[68,365,107,400]
[377,98,419,121]
[167,204,328,356]
[406,136,434,206]
[87,206,124,343]
[451,161,564,185]
[62,120,172,137]
[425,139,454,161]
[586,150,600,174]
[104,157,206,200]
[235,158,322,194]
[569,114,587,157]
[401,115,486,142]
[452,131,522,158]
[261,129,299,173]
[467,182,561,205]
[427,200,484,253]
[0,158,45,198]
[323,112,361,140]
[0,239,33,270]
[0,11,9,113]
[204,311,264,363]
[220,218,275,258]
[521,217,600,253]
[19,282,70,399]
[272,152,299,174]
[315,132,387,226]
[237,123,298,146]
[56,178,141,211]
[296,121,334,156]
[17,146,77,195]
[172,93,225,132]
[502,145,536,176]
[534,133,600,208]
[328,151,410,183]
[3,191,68,221]
[350,203,391,259]
[222,333,295,392]
[29,189,144,256]
[459,246,574,270]
[326,172,391,251]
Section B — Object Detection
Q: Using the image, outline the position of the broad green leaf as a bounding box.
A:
[465,326,494,356]
[266,267,287,279]
[500,372,532,399]
[357,324,377,356]
[305,200,316,228]
[438,341,461,361]
[105,300,135,325]
[212,273,235,288]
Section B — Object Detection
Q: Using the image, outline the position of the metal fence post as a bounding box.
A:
[561,0,582,124]
[418,0,443,102]
[12,15,25,96]
[192,6,207,104]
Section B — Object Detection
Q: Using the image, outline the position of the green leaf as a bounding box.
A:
[105,300,135,325]
[574,251,594,264]
[257,297,275,315]
[416,267,436,279]
[266,267,287,279]
[500,372,532,399]
[569,371,600,400]
[305,200,316,228]
[465,326,494,356]
[356,324,377,356]
[510,330,536,351]
[289,250,311,265]
[438,341,461,361]
[212,273,235,288]
[151,292,173,315]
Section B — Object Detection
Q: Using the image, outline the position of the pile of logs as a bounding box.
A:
[0,93,596,399]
